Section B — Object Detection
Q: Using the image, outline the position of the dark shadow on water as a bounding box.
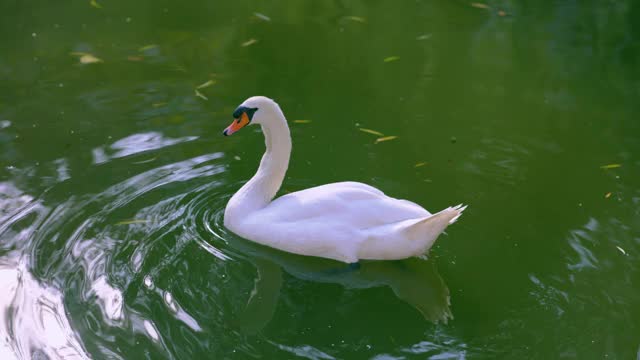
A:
[227,236,452,333]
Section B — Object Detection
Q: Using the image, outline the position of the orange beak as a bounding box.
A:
[223,112,250,136]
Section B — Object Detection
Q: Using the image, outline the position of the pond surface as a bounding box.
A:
[1,0,639,358]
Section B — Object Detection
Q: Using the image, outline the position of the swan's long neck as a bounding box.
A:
[227,110,291,217]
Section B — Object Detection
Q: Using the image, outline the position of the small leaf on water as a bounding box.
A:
[241,38,258,47]
[152,102,167,108]
[605,192,612,199]
[138,44,158,52]
[600,164,622,169]
[115,219,149,225]
[375,136,398,143]
[90,0,102,9]
[344,16,366,23]
[127,55,144,62]
[414,162,428,168]
[197,80,216,89]
[498,10,507,16]
[616,246,627,255]
[471,3,490,9]
[234,155,241,161]
[294,120,312,124]
[71,52,103,64]
[194,89,208,100]
[253,12,271,21]
[81,54,103,64]
[132,157,157,164]
[358,128,385,136]
[416,34,432,41]
[383,56,400,63]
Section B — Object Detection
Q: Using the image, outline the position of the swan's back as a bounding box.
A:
[257,181,429,228]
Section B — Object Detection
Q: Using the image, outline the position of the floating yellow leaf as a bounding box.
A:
[384,56,400,63]
[344,16,366,23]
[294,120,312,124]
[600,164,622,169]
[375,136,398,143]
[127,55,143,62]
[605,192,612,199]
[471,3,490,9]
[71,52,103,64]
[254,12,271,21]
[195,89,208,100]
[414,162,428,168]
[498,10,507,16]
[81,54,103,64]
[197,80,216,89]
[138,44,158,52]
[90,0,102,9]
[358,128,385,136]
[115,219,149,225]
[241,38,258,47]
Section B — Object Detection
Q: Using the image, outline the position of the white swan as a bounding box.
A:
[223,96,466,263]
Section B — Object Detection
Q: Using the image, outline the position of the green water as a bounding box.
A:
[1,0,639,358]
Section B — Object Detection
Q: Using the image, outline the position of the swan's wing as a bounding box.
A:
[236,182,441,263]
[258,181,429,228]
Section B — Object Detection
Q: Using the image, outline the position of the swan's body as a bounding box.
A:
[223,96,466,263]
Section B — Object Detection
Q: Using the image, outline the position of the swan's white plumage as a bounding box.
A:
[223,96,466,263]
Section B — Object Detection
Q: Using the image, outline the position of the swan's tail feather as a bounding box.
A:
[358,204,467,260]
[405,204,467,246]
[447,204,467,224]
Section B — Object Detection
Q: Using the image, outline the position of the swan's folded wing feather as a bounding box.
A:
[259,182,429,228]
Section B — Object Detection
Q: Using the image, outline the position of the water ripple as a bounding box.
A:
[0,141,241,358]
[0,131,458,358]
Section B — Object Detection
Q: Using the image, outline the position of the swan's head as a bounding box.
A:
[223,96,281,136]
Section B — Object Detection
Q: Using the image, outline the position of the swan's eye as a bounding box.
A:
[232,107,244,119]
[232,106,258,122]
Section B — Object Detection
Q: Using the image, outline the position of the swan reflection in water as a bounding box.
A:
[212,230,453,333]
